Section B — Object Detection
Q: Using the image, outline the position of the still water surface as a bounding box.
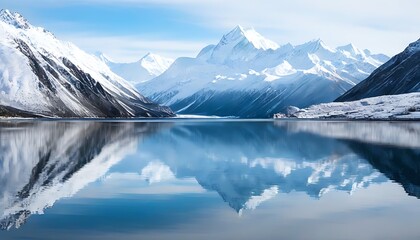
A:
[0,120,419,239]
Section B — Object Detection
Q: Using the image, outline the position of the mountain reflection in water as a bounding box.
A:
[0,120,419,235]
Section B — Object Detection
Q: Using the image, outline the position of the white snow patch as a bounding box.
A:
[274,93,420,120]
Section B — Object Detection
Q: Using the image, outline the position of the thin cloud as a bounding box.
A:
[59,33,212,61]
[3,0,419,57]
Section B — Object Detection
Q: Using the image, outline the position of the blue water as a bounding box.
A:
[0,120,419,239]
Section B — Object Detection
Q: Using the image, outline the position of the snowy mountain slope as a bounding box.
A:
[138,26,389,117]
[0,9,174,118]
[96,52,174,85]
[0,105,40,118]
[336,39,420,102]
[274,93,420,120]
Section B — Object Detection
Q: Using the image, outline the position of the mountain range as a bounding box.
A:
[0,9,417,119]
[336,39,420,102]
[137,25,389,117]
[0,9,174,118]
[275,39,420,120]
[95,52,174,85]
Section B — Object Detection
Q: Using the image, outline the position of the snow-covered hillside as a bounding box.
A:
[0,9,174,118]
[274,39,420,120]
[274,93,420,120]
[336,38,420,102]
[96,52,173,85]
[138,25,389,117]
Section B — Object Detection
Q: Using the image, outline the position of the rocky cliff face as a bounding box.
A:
[336,39,420,102]
[0,9,174,118]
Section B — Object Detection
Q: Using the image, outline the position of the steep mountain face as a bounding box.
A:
[336,39,420,102]
[96,52,174,85]
[138,25,389,117]
[276,40,420,120]
[0,9,174,118]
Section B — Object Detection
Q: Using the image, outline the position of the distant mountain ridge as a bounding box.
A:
[138,25,389,117]
[0,9,174,118]
[274,38,420,120]
[96,52,174,85]
[336,38,420,102]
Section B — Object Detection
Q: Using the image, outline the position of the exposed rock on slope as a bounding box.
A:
[0,9,174,118]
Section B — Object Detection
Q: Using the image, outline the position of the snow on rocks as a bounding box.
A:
[0,9,174,117]
[274,93,420,120]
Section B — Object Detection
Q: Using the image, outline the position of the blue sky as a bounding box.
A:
[1,0,419,61]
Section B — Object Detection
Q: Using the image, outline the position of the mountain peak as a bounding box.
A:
[338,43,356,50]
[225,25,249,37]
[406,38,420,53]
[0,9,31,29]
[141,52,159,62]
[297,38,333,53]
[337,43,364,55]
[221,25,279,51]
[93,51,114,63]
[139,53,174,77]
[140,52,173,64]
[0,8,11,16]
[306,38,325,45]
[221,25,250,43]
[231,25,246,33]
[142,52,153,58]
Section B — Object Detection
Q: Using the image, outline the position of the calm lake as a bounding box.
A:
[0,120,420,240]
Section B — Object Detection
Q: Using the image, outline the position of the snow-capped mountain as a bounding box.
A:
[336,38,420,102]
[96,52,174,85]
[275,39,420,120]
[137,25,389,117]
[0,9,174,117]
